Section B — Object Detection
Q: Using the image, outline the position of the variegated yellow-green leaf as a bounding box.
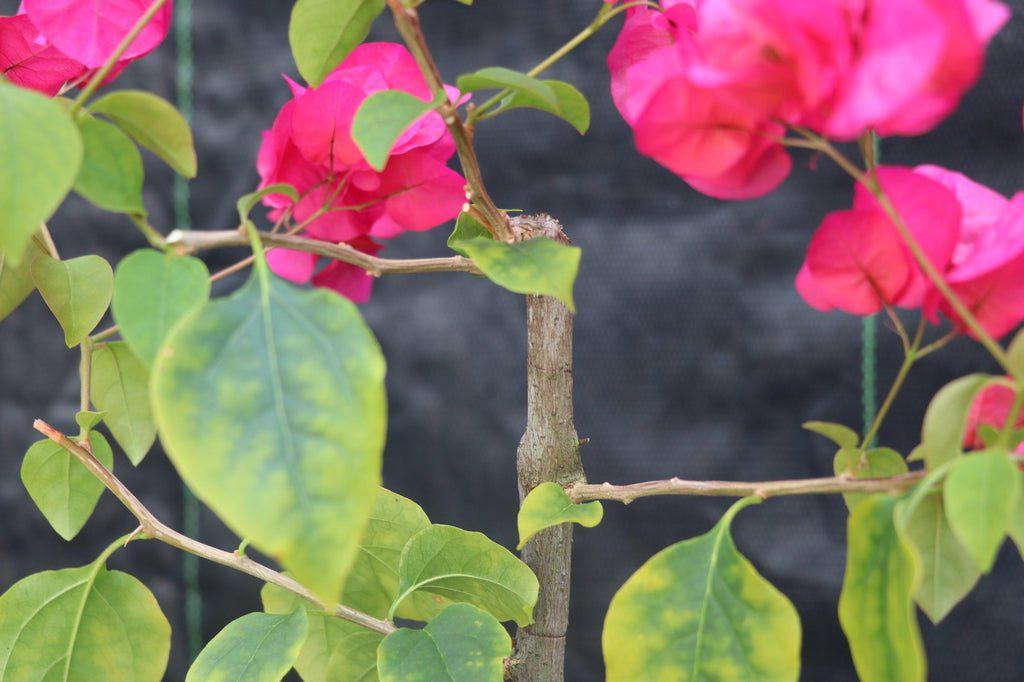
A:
[391,525,539,626]
[290,0,386,86]
[112,249,210,366]
[603,496,800,682]
[186,609,308,682]
[90,90,197,178]
[73,115,146,215]
[834,447,907,510]
[0,539,170,681]
[344,489,448,621]
[377,604,511,682]
[943,449,1020,572]
[21,431,113,541]
[0,235,47,322]
[0,82,82,264]
[839,495,924,682]
[262,582,382,682]
[151,237,386,604]
[91,341,156,464]
[31,254,113,347]
[897,487,979,624]
[517,482,603,549]
[920,374,998,469]
[448,214,580,311]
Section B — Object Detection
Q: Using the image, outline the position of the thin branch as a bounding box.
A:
[168,229,482,276]
[567,455,1024,504]
[32,419,397,636]
[385,0,510,241]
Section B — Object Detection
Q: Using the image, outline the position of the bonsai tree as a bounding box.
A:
[1,0,1022,680]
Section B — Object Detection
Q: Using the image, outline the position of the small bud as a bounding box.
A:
[461,203,471,213]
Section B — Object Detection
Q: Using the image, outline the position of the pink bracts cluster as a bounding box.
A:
[607,0,1009,199]
[256,43,467,303]
[798,166,1024,340]
[0,0,173,96]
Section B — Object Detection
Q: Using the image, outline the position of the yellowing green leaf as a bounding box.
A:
[21,431,113,541]
[834,447,908,510]
[90,90,197,178]
[73,115,146,215]
[0,544,170,681]
[353,90,437,171]
[112,249,210,366]
[151,254,386,604]
[261,583,383,682]
[186,609,308,682]
[0,82,82,264]
[603,497,800,682]
[391,525,539,626]
[91,341,157,464]
[31,254,113,347]
[290,0,386,86]
[377,604,511,682]
[943,449,1020,572]
[517,482,603,549]
[839,495,924,682]
[499,80,590,134]
[0,235,47,322]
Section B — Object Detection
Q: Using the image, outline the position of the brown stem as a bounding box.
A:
[385,0,510,241]
[167,229,482,276]
[510,217,584,682]
[32,419,396,636]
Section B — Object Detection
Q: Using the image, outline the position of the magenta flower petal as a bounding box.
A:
[267,248,316,284]
[0,14,84,95]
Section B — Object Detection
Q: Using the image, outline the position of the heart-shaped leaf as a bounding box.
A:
[31,254,113,347]
[91,341,157,464]
[943,449,1020,572]
[91,90,198,178]
[517,482,603,549]
[186,609,308,682]
[73,115,146,215]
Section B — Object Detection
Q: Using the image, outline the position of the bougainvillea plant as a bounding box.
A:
[1,0,1023,679]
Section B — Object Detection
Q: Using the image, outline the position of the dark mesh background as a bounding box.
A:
[2,1,1024,679]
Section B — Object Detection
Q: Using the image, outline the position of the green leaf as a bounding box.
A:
[75,410,106,435]
[353,90,437,171]
[112,249,210,366]
[517,482,603,549]
[803,420,860,450]
[186,609,308,682]
[0,82,82,264]
[454,236,580,311]
[345,489,448,621]
[834,447,908,510]
[90,90,197,178]
[262,583,383,682]
[151,252,387,604]
[377,604,511,682]
[943,449,1020,572]
[31,254,113,347]
[73,115,146,215]
[91,341,157,464]
[499,80,590,134]
[456,67,558,109]
[603,497,800,681]
[0,235,47,322]
[447,213,491,257]
[237,184,299,227]
[920,374,997,469]
[391,525,539,626]
[0,545,171,681]
[21,431,113,541]
[839,495,925,682]
[896,489,980,623]
[1009,470,1024,559]
[290,0,386,86]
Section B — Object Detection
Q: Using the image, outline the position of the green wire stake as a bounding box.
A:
[174,0,203,663]
[861,314,878,446]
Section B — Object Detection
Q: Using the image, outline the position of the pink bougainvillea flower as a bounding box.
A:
[797,166,961,314]
[0,14,84,95]
[825,0,1009,139]
[963,380,1024,449]
[22,0,173,69]
[255,42,467,303]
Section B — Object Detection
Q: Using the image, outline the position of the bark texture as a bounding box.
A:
[510,215,585,682]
